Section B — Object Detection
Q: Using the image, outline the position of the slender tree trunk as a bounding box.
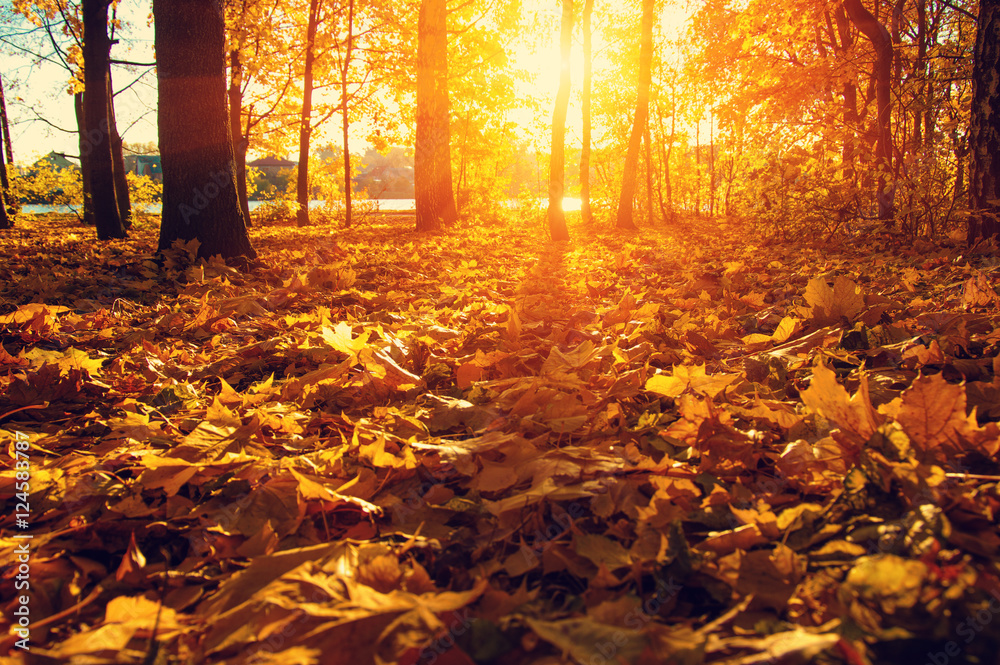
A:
[154,0,256,261]
[547,0,573,240]
[107,67,132,228]
[75,92,96,227]
[843,0,894,222]
[0,116,10,230]
[0,180,9,230]
[709,109,715,216]
[0,74,12,167]
[914,0,927,150]
[82,0,126,239]
[415,0,458,232]
[229,47,253,228]
[616,0,654,230]
[695,118,701,216]
[644,119,654,223]
[835,4,859,182]
[968,0,1000,243]
[341,0,355,227]
[0,73,16,220]
[580,0,594,226]
[296,0,319,227]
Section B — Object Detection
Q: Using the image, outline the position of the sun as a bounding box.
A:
[506,0,691,141]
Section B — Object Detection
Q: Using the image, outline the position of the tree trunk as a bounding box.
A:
[0,179,9,230]
[296,0,319,227]
[0,115,10,230]
[107,67,132,229]
[709,110,715,217]
[580,0,594,226]
[229,47,253,228]
[645,119,654,223]
[75,92,96,227]
[968,0,1000,243]
[82,0,126,240]
[547,0,573,241]
[414,0,458,232]
[0,73,12,167]
[843,0,894,222]
[834,5,858,182]
[616,0,654,230]
[154,0,256,261]
[0,73,17,220]
[341,0,355,228]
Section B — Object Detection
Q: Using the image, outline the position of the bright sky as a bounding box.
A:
[0,0,691,165]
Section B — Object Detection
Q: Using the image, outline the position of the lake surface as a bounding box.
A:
[21,197,583,216]
[21,199,418,216]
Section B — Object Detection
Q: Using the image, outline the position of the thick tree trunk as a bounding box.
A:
[107,67,132,228]
[296,0,319,228]
[75,92,96,227]
[843,0,894,222]
[82,0,126,240]
[968,0,1000,243]
[154,0,256,261]
[341,0,355,227]
[414,0,458,232]
[616,0,654,230]
[547,0,573,241]
[229,48,253,228]
[580,0,593,226]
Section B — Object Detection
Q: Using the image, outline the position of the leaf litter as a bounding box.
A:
[1,214,1000,664]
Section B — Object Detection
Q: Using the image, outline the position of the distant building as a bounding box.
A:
[34,151,78,171]
[124,154,162,181]
[248,156,297,177]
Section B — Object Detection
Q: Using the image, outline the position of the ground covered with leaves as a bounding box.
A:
[1,213,1000,665]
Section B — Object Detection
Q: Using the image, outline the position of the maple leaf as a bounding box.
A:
[801,361,880,446]
[896,373,1000,458]
[804,276,865,324]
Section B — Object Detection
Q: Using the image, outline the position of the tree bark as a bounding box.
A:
[616,0,654,230]
[0,73,12,167]
[547,0,573,241]
[968,0,1000,243]
[415,0,458,232]
[0,179,9,230]
[296,0,320,227]
[0,111,10,229]
[0,72,16,220]
[580,0,593,226]
[82,0,126,239]
[229,47,253,228]
[107,67,132,229]
[834,5,858,182]
[843,0,894,222]
[154,0,256,261]
[75,92,96,227]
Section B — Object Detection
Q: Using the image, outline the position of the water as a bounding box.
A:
[20,197,584,215]
[20,199,417,216]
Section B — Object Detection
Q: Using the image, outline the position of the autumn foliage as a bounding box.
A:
[1,214,1000,663]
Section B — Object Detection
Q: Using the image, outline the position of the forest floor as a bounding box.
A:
[1,212,1000,665]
